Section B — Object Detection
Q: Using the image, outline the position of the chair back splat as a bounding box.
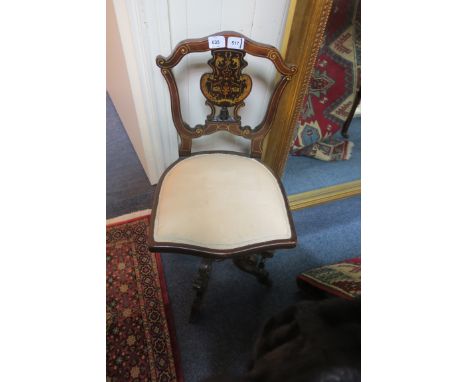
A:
[156,31,297,158]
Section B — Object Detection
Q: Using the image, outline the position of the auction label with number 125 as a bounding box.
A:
[208,36,225,49]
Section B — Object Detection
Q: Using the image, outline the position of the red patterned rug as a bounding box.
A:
[106,211,183,382]
[297,258,361,300]
[291,0,360,161]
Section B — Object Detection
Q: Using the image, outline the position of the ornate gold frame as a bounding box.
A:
[262,0,361,208]
[288,180,361,211]
[262,0,333,175]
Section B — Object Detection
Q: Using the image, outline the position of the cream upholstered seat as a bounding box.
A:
[152,153,293,253]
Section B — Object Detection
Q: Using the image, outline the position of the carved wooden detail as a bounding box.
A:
[232,251,274,286]
[156,31,297,158]
[201,50,252,108]
[190,258,213,321]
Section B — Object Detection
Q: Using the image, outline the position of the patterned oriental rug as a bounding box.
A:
[291,0,361,161]
[106,211,183,382]
[297,258,361,300]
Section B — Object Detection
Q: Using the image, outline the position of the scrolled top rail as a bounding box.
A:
[156,31,297,76]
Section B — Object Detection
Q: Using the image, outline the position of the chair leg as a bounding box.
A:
[341,88,360,139]
[232,252,273,286]
[190,258,213,322]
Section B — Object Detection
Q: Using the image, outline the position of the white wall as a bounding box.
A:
[109,0,291,184]
[107,0,149,176]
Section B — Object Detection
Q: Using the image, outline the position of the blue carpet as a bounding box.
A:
[283,118,361,195]
[162,196,360,381]
[106,95,360,381]
[106,94,156,218]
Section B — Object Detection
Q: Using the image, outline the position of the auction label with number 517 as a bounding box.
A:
[227,37,244,50]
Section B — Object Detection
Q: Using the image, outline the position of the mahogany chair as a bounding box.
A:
[148,31,298,320]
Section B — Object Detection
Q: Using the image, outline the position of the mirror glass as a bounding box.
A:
[282,113,360,195]
[282,0,361,197]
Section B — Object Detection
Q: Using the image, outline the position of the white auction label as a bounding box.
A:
[227,37,245,50]
[208,36,226,49]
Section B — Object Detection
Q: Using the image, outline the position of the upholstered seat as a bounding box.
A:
[150,153,294,256]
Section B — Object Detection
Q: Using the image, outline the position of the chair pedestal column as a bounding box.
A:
[232,251,274,286]
[189,252,274,321]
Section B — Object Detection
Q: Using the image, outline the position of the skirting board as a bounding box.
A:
[288,180,361,211]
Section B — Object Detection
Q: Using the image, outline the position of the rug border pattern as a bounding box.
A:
[106,211,184,382]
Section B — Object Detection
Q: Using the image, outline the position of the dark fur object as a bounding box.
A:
[205,297,360,382]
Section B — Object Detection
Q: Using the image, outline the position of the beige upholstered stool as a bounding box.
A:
[148,32,298,320]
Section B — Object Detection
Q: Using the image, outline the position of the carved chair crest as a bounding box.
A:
[156,31,297,158]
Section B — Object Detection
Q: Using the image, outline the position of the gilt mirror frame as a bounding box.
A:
[263,0,361,211]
